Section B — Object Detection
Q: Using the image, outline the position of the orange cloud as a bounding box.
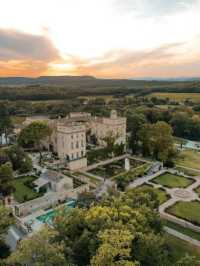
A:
[0,28,60,77]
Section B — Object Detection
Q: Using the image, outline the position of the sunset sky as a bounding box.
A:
[0,0,200,78]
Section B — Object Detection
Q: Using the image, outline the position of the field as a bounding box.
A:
[137,184,170,205]
[152,173,194,188]
[175,149,200,170]
[166,201,200,226]
[11,176,43,203]
[148,92,200,103]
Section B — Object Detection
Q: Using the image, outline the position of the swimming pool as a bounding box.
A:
[183,140,200,150]
[37,200,76,225]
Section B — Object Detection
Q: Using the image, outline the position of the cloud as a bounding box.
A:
[0,28,61,76]
[57,42,185,78]
[0,29,60,61]
[114,0,198,16]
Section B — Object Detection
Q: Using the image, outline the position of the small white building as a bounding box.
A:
[33,170,73,193]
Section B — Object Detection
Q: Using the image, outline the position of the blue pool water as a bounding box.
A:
[37,200,76,225]
[183,140,200,150]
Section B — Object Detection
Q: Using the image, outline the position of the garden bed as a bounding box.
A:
[152,173,194,188]
[114,163,152,190]
[166,201,200,226]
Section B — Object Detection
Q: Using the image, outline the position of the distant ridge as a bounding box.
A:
[132,77,200,81]
[0,75,97,86]
[0,75,195,86]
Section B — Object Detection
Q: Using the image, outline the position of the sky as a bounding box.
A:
[0,0,200,78]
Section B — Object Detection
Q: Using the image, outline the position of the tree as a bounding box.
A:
[139,122,175,163]
[6,145,32,173]
[113,143,125,156]
[176,255,200,266]
[133,232,170,266]
[91,229,136,266]
[77,191,96,209]
[0,204,14,236]
[151,121,175,163]
[103,133,117,157]
[0,162,14,197]
[18,121,51,162]
[128,113,146,154]
[139,123,153,157]
[7,227,67,266]
[0,104,12,145]
[0,204,14,261]
[53,189,166,266]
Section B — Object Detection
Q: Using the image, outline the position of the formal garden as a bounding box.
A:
[10,175,44,203]
[88,158,145,179]
[166,201,200,227]
[152,172,194,188]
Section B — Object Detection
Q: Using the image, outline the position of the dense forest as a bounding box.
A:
[1,76,200,101]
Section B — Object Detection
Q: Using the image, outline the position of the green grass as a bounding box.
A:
[11,176,43,203]
[165,220,200,241]
[167,201,200,226]
[152,173,194,188]
[137,184,170,205]
[149,92,200,103]
[165,234,200,261]
[175,149,200,170]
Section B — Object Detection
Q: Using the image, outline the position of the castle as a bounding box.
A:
[22,110,126,170]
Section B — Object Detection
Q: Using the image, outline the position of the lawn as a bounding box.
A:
[165,234,200,261]
[165,220,200,241]
[11,176,43,203]
[152,173,194,188]
[175,149,200,170]
[166,201,200,226]
[137,184,170,205]
[148,92,200,103]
